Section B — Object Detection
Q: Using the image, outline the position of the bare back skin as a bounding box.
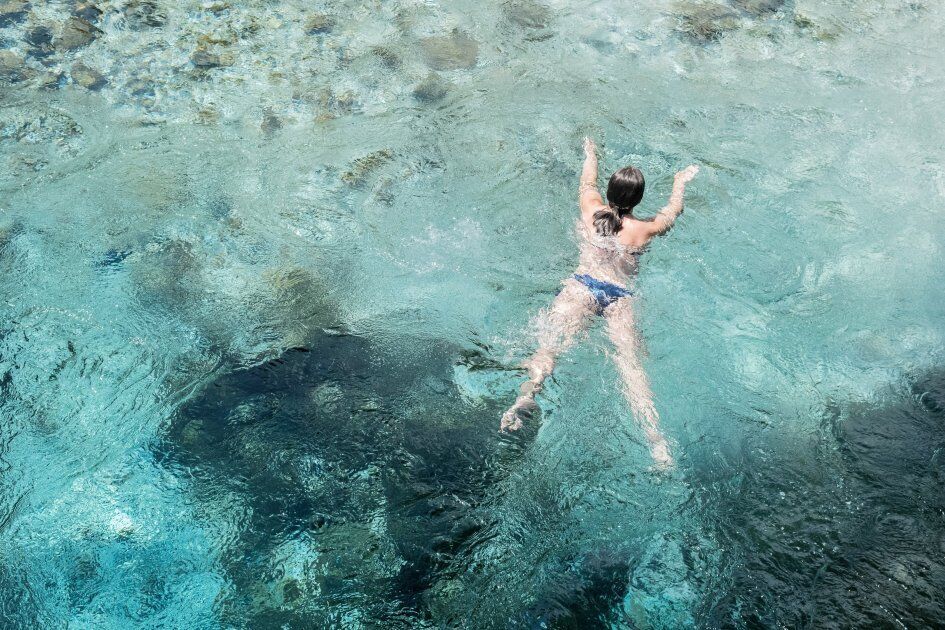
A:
[500,137,698,470]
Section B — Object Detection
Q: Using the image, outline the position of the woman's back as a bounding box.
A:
[575,220,641,286]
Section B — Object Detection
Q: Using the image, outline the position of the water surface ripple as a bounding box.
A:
[1,0,944,627]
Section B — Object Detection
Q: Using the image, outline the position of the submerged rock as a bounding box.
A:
[191,47,233,68]
[123,0,166,29]
[304,12,333,34]
[0,50,28,83]
[37,71,64,90]
[72,1,102,22]
[732,0,784,16]
[204,1,229,14]
[0,106,82,149]
[341,149,393,186]
[311,88,357,119]
[412,73,449,103]
[99,248,132,269]
[260,108,282,136]
[675,3,740,44]
[25,25,52,45]
[70,61,106,90]
[420,29,479,70]
[502,0,552,29]
[792,12,839,41]
[25,25,54,60]
[195,106,219,124]
[371,46,400,69]
[55,16,101,51]
[125,76,154,97]
[0,0,28,28]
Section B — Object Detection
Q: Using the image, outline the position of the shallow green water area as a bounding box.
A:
[2,0,945,627]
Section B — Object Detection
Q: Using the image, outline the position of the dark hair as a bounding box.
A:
[593,166,645,236]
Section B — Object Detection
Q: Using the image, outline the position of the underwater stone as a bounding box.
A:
[204,1,230,14]
[420,29,479,70]
[792,12,839,41]
[123,0,166,28]
[72,1,102,22]
[70,61,106,90]
[125,77,154,97]
[55,17,101,51]
[0,106,82,155]
[732,0,784,16]
[25,25,54,60]
[191,47,233,68]
[37,70,64,89]
[341,149,393,186]
[260,108,282,136]
[675,3,740,44]
[195,106,219,124]
[304,12,333,34]
[0,50,28,82]
[502,0,552,29]
[99,248,131,268]
[25,25,53,46]
[313,88,357,118]
[371,46,400,69]
[792,12,814,29]
[412,73,449,103]
[0,0,27,27]
[196,30,237,46]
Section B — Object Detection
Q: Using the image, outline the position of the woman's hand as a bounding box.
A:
[674,164,699,183]
[583,136,597,157]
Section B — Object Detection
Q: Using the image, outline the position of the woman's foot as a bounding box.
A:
[500,394,538,432]
[649,438,674,470]
[500,380,543,432]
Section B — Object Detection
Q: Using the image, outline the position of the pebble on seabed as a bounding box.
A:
[674,2,741,44]
[341,149,394,186]
[0,0,28,27]
[122,0,166,29]
[0,50,29,82]
[191,46,234,68]
[55,16,101,50]
[371,46,401,69]
[420,29,479,70]
[71,61,107,90]
[72,1,102,23]
[25,25,54,59]
[261,108,282,136]
[304,12,333,34]
[37,71,64,90]
[413,72,449,103]
[732,0,785,17]
[502,0,552,29]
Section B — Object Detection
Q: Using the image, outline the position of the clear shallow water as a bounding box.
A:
[1,0,944,627]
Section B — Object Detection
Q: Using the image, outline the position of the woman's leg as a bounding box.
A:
[603,298,673,467]
[500,279,597,432]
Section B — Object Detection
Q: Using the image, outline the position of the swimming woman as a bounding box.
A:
[500,137,698,468]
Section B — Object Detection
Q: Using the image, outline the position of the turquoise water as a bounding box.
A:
[2,0,945,626]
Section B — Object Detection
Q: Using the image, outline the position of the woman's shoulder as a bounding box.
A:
[577,213,601,235]
[616,218,652,250]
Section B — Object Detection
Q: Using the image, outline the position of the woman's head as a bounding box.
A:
[593,166,645,236]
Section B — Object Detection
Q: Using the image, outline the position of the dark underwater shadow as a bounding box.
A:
[152,330,520,627]
[690,368,945,628]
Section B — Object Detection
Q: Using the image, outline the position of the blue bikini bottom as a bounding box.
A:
[573,274,632,311]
